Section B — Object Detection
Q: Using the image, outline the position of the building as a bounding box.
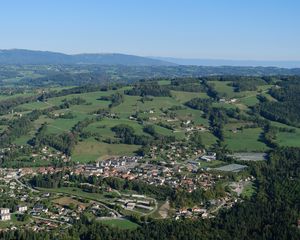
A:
[0,208,11,221]
[17,205,28,213]
[0,208,9,215]
[200,152,216,162]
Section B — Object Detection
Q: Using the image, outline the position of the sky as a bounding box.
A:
[1,0,300,60]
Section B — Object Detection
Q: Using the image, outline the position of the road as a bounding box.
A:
[15,176,39,193]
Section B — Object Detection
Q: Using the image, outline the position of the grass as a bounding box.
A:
[171,90,209,103]
[153,125,185,140]
[52,196,88,208]
[17,101,50,111]
[157,80,171,85]
[239,95,259,106]
[72,139,140,163]
[113,95,181,119]
[241,182,256,199]
[99,219,139,230]
[85,118,147,137]
[276,130,300,147]
[200,160,225,168]
[200,131,218,147]
[174,108,209,126]
[267,121,300,147]
[225,127,268,152]
[210,81,236,98]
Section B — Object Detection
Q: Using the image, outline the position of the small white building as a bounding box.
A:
[0,208,9,215]
[0,208,11,221]
[0,214,11,221]
[17,205,28,213]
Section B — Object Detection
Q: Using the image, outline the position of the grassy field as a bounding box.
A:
[52,196,88,208]
[174,108,209,126]
[239,95,259,107]
[85,118,147,137]
[210,81,236,98]
[98,219,139,230]
[276,130,300,147]
[72,139,140,163]
[225,127,268,152]
[171,90,209,103]
[199,131,218,147]
[153,125,185,140]
[200,160,225,168]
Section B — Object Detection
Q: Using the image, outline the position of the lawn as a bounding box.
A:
[153,125,185,140]
[52,196,89,208]
[200,131,218,147]
[210,81,236,98]
[276,130,300,147]
[174,108,209,126]
[239,95,259,107]
[72,139,140,163]
[171,90,209,103]
[99,219,139,230]
[225,127,268,152]
[85,118,147,137]
[200,160,225,168]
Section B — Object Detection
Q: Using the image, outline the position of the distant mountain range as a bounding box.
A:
[153,57,300,68]
[0,49,175,66]
[0,49,300,68]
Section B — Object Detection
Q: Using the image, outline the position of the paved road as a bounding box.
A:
[15,176,39,193]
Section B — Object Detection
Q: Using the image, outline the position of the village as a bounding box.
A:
[0,149,253,232]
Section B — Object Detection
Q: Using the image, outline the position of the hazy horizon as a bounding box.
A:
[1,0,300,61]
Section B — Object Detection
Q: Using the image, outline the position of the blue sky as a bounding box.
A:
[1,0,300,60]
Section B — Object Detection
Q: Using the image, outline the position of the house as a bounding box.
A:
[126,202,135,210]
[200,152,216,162]
[0,208,10,221]
[33,204,48,213]
[0,208,9,215]
[17,205,28,213]
[0,213,11,221]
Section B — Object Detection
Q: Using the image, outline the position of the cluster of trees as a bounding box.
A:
[185,97,229,141]
[229,77,267,92]
[256,80,300,127]
[31,124,77,155]
[169,78,206,92]
[99,92,124,108]
[111,124,152,145]
[209,108,228,141]
[0,196,19,212]
[200,76,270,92]
[21,71,110,86]
[185,97,212,112]
[39,83,124,102]
[0,109,42,147]
[59,97,88,109]
[125,83,171,97]
[30,171,64,188]
[0,95,39,115]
